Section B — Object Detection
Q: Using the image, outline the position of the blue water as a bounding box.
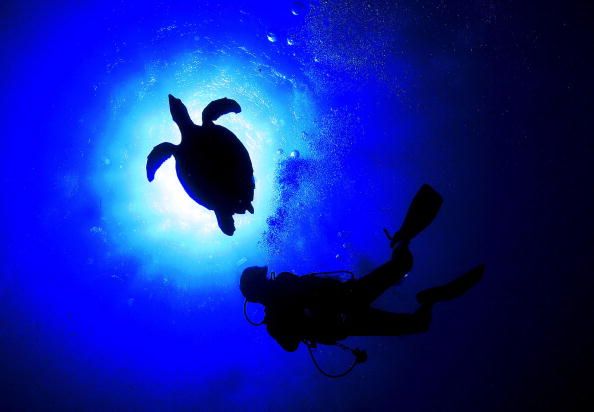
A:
[2,1,592,410]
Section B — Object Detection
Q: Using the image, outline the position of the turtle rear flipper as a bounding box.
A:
[215,210,235,236]
[202,98,241,125]
[147,142,177,182]
[235,204,254,215]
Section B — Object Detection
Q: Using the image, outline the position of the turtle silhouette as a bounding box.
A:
[147,94,255,236]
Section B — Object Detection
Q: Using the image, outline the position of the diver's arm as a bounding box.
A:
[276,336,300,352]
[266,324,300,352]
[265,311,302,352]
[265,273,306,352]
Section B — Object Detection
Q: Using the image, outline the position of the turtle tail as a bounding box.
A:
[215,210,236,236]
[147,142,177,182]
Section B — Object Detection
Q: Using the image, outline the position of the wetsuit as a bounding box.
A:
[263,250,431,351]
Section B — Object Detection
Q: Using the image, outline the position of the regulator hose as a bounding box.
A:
[243,299,265,326]
[305,340,367,379]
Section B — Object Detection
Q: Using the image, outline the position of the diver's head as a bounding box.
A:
[240,266,269,303]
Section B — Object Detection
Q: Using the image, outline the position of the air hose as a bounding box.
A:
[304,340,367,378]
[243,299,265,326]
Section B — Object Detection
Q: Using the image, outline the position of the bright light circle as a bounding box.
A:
[92,52,317,286]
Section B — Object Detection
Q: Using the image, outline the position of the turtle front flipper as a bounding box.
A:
[202,98,241,125]
[214,210,236,236]
[147,142,177,182]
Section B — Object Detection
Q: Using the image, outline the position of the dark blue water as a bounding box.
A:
[1,1,592,410]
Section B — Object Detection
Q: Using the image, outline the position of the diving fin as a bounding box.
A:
[386,184,443,247]
[416,264,485,305]
[146,142,177,182]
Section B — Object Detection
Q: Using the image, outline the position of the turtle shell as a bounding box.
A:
[175,123,254,214]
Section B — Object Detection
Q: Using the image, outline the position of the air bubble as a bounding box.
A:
[291,1,306,16]
[289,150,300,159]
[266,32,277,43]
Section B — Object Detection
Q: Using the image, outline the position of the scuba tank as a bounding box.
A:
[304,270,356,282]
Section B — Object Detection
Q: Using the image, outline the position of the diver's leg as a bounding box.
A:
[350,245,413,306]
[349,306,432,336]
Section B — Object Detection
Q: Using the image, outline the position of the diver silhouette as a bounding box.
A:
[240,185,484,354]
[147,95,255,236]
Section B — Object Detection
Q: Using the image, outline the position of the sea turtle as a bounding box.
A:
[147,94,255,236]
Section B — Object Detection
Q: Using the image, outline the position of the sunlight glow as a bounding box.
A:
[92,51,317,285]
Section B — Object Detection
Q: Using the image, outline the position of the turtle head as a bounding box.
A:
[168,94,193,129]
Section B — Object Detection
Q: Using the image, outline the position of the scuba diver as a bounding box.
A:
[240,184,484,375]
